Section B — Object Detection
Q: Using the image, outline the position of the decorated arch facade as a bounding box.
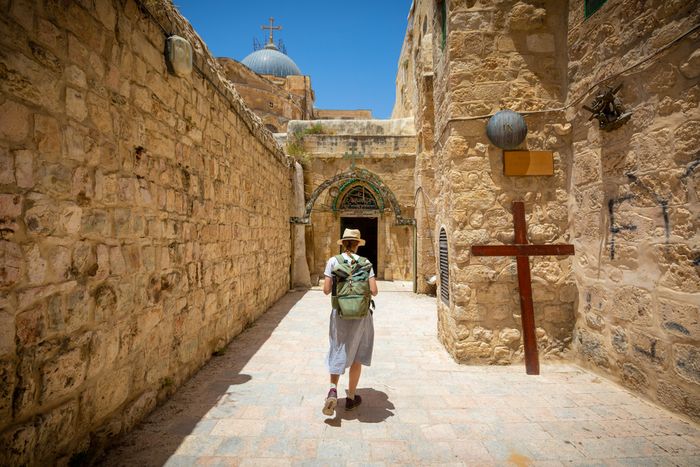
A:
[290,168,415,225]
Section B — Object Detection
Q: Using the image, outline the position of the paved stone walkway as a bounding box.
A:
[102,283,700,466]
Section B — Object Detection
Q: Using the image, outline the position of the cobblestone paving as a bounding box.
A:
[102,284,700,466]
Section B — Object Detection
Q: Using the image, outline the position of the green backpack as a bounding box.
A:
[331,254,372,319]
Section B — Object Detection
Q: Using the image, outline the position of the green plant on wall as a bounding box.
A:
[304,123,328,135]
[287,130,308,159]
[286,124,332,164]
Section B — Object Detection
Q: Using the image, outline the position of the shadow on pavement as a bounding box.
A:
[98,290,307,467]
[324,387,395,427]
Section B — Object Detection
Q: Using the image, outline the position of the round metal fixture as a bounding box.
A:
[486,110,527,149]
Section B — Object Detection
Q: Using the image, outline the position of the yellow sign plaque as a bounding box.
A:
[503,150,554,176]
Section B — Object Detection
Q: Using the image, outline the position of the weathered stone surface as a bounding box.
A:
[526,33,555,53]
[507,2,546,31]
[657,379,700,421]
[455,341,492,360]
[621,363,648,390]
[585,312,605,330]
[576,330,609,368]
[0,240,22,287]
[0,0,293,462]
[499,327,521,348]
[611,286,653,326]
[673,120,700,162]
[680,48,700,79]
[0,100,30,142]
[611,326,628,354]
[659,298,699,338]
[14,150,33,188]
[631,332,667,367]
[40,336,90,404]
[92,366,131,422]
[673,344,700,385]
[0,194,22,218]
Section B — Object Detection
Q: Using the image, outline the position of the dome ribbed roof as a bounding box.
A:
[241,43,301,77]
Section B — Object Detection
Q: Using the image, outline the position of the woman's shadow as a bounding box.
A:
[324,387,394,427]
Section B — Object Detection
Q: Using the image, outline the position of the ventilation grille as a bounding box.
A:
[439,228,449,305]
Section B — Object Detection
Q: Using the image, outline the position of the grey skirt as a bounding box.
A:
[326,309,374,374]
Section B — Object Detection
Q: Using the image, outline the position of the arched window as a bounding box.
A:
[339,185,379,210]
[439,227,449,304]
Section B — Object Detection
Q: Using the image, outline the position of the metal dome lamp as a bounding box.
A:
[486,110,528,150]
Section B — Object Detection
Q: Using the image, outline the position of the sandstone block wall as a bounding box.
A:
[0,0,292,463]
[398,0,438,294]
[218,58,313,132]
[315,109,372,120]
[429,0,575,365]
[567,0,700,420]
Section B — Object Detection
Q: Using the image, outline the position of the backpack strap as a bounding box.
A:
[331,254,345,296]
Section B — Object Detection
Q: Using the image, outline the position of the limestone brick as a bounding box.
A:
[0,0,293,462]
[565,0,700,421]
[672,343,700,385]
[0,100,30,143]
[40,339,90,404]
[658,298,699,338]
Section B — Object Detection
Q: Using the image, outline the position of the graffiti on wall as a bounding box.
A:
[606,156,699,260]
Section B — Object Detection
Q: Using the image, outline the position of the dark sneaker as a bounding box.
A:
[322,388,337,416]
[345,394,362,411]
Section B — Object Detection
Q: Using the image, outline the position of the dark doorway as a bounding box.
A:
[340,217,378,272]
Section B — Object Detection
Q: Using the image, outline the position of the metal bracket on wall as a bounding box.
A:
[583,83,632,132]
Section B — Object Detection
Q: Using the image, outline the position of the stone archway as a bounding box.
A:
[290,168,416,283]
[290,168,415,226]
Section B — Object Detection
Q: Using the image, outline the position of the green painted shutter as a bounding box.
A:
[585,0,608,18]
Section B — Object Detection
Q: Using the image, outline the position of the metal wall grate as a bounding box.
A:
[439,228,449,305]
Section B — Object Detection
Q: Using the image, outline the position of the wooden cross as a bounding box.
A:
[343,146,364,170]
[471,201,574,375]
[262,17,282,44]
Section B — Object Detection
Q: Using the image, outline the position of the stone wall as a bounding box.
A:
[0,0,293,463]
[288,119,416,283]
[395,0,438,294]
[427,0,576,365]
[315,109,372,120]
[218,58,313,132]
[567,0,700,420]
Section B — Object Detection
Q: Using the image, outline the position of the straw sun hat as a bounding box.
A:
[337,228,366,246]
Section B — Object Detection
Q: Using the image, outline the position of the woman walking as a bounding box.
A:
[322,228,378,416]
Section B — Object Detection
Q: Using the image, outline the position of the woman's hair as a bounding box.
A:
[341,240,360,252]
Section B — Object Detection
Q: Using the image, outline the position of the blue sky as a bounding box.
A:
[174,1,410,119]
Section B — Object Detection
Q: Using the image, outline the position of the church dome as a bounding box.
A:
[241,43,302,77]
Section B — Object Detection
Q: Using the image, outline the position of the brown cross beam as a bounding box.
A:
[471,201,574,375]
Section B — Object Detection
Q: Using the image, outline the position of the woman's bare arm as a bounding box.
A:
[323,276,332,295]
[369,277,378,296]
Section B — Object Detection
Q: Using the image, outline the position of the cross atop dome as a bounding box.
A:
[242,17,301,77]
[262,17,282,47]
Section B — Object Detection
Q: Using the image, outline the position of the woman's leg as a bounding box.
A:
[323,374,340,416]
[347,361,362,400]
